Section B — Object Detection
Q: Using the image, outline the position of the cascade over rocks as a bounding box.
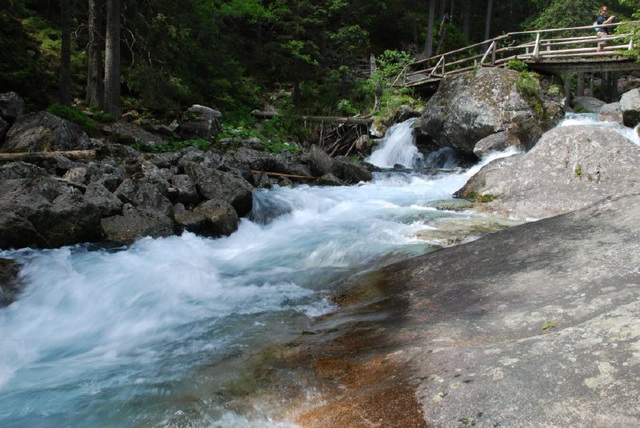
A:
[456,125,640,219]
[414,68,564,156]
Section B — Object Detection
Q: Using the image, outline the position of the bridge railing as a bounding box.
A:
[405,21,637,87]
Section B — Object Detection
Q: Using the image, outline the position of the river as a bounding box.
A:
[0,114,635,427]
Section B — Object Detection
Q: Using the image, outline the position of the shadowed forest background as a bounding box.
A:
[2,0,640,125]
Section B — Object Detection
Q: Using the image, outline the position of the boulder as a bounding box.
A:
[3,112,92,152]
[413,68,564,156]
[170,174,200,207]
[598,102,623,123]
[101,204,174,244]
[0,177,104,249]
[178,104,222,141]
[114,179,173,218]
[620,88,640,127]
[183,162,253,216]
[304,145,333,176]
[103,121,167,147]
[193,200,239,237]
[331,156,373,183]
[473,131,522,158]
[84,182,123,216]
[455,125,640,219]
[175,200,238,237]
[0,162,48,180]
[0,92,26,122]
[0,258,23,307]
[572,96,605,113]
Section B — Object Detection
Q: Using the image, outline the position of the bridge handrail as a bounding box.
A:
[406,20,640,86]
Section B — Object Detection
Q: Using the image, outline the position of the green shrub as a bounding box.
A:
[46,103,97,136]
[516,71,540,97]
[506,59,528,72]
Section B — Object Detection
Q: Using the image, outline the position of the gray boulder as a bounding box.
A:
[183,162,253,216]
[101,204,174,244]
[572,96,606,113]
[114,179,173,218]
[170,174,200,207]
[414,68,564,156]
[178,104,222,141]
[0,177,104,249]
[598,102,623,123]
[331,156,373,183]
[456,125,640,219]
[473,131,521,158]
[3,112,92,152]
[304,145,333,176]
[173,200,239,237]
[103,121,167,147]
[84,182,123,216]
[0,162,48,180]
[620,88,640,127]
[0,92,26,122]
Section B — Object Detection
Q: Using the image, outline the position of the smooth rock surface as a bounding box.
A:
[456,125,640,219]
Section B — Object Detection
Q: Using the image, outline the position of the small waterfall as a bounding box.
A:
[367,118,422,168]
[559,113,640,145]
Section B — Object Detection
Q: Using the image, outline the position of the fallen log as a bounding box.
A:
[251,170,316,180]
[251,110,373,126]
[0,150,97,163]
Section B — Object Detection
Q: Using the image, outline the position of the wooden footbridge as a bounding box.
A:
[405,22,640,88]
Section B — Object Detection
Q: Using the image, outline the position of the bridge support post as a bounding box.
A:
[577,72,585,97]
[564,74,572,109]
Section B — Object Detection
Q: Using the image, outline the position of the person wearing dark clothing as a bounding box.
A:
[596,6,615,52]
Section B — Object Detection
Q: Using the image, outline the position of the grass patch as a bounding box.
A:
[46,103,97,136]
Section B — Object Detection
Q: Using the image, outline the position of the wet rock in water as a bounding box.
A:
[331,156,373,183]
[598,102,623,123]
[456,125,640,220]
[101,204,174,244]
[0,258,23,307]
[572,96,605,113]
[304,145,334,176]
[473,130,521,158]
[183,162,253,217]
[416,215,522,247]
[620,88,640,127]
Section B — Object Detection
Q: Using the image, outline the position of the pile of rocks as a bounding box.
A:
[0,93,373,249]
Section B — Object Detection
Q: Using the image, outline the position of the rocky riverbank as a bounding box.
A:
[0,92,374,253]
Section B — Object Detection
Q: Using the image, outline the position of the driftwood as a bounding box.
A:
[251,110,373,126]
[0,150,97,163]
[251,170,316,180]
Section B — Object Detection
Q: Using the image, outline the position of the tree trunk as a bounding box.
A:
[86,0,104,109]
[59,0,72,106]
[424,0,436,58]
[484,0,493,42]
[462,0,471,40]
[104,0,121,118]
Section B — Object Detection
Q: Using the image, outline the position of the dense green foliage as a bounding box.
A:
[2,0,640,122]
[46,103,97,136]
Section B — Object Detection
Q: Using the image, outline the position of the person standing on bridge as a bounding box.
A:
[595,6,615,52]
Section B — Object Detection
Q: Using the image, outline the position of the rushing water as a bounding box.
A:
[0,114,629,427]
